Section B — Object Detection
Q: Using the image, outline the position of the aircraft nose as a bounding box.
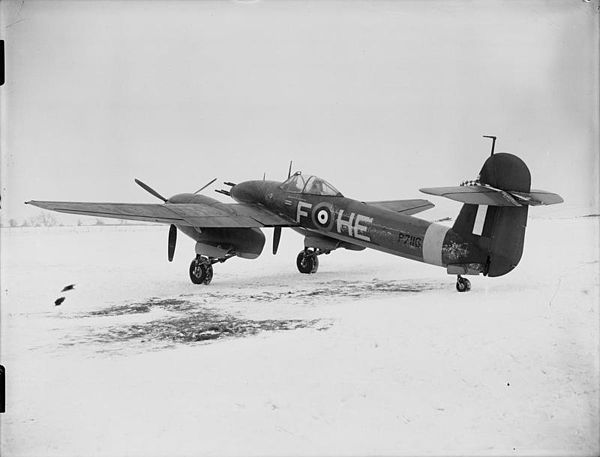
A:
[230,180,269,204]
[230,181,255,203]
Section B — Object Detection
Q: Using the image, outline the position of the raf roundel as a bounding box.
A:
[311,202,334,230]
[317,209,329,225]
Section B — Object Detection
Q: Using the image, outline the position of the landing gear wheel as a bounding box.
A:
[296,250,319,274]
[189,258,214,285]
[456,276,471,292]
[202,263,214,285]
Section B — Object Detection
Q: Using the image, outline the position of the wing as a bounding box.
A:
[366,199,434,215]
[25,201,296,228]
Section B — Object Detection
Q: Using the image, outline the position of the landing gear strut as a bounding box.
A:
[296,248,326,274]
[189,253,234,285]
[456,275,471,292]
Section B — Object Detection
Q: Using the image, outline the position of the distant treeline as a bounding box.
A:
[1,213,148,228]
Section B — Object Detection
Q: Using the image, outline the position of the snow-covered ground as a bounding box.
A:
[1,217,598,456]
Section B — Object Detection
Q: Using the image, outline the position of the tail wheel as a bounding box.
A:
[296,251,319,274]
[189,258,214,285]
[456,276,471,292]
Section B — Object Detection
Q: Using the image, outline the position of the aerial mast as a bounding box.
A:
[483,135,497,156]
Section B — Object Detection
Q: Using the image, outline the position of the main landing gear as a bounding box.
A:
[456,275,471,292]
[296,248,329,274]
[189,256,213,285]
[189,254,233,285]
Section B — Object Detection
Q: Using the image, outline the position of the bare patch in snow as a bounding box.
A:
[58,298,330,350]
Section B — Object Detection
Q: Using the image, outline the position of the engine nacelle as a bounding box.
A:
[179,226,265,259]
[194,242,230,259]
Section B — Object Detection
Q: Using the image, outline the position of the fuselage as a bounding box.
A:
[230,180,487,272]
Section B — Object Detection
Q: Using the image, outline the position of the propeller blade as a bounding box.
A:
[168,224,177,262]
[135,179,168,202]
[273,226,282,255]
[287,161,293,179]
[194,178,217,194]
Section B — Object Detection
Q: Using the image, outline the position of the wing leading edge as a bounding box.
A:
[25,201,296,228]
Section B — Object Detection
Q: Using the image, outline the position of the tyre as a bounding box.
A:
[202,264,214,285]
[296,251,316,274]
[189,259,207,284]
[456,277,470,292]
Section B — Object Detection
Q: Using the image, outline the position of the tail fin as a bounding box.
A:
[453,153,530,276]
[422,153,562,277]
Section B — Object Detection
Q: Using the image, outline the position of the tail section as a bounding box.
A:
[452,153,530,276]
[422,152,563,277]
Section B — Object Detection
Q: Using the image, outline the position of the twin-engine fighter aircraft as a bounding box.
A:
[27,141,563,291]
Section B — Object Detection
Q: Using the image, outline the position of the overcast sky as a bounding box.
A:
[1,0,598,222]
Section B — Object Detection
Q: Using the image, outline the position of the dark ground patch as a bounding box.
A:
[57,278,438,350]
[88,298,196,316]
[94,312,323,344]
[190,278,444,304]
[60,298,330,349]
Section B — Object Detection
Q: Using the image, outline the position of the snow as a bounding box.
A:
[1,217,598,456]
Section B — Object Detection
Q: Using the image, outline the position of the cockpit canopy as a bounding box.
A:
[280,172,343,197]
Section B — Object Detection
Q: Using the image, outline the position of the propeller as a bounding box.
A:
[135,177,214,262]
[272,226,282,255]
[135,179,177,261]
[168,224,177,262]
[134,178,168,202]
[194,178,217,194]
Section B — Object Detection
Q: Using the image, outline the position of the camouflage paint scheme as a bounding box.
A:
[230,178,486,274]
[26,152,563,286]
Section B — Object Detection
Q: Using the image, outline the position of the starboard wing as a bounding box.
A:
[366,199,434,215]
[25,201,295,228]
